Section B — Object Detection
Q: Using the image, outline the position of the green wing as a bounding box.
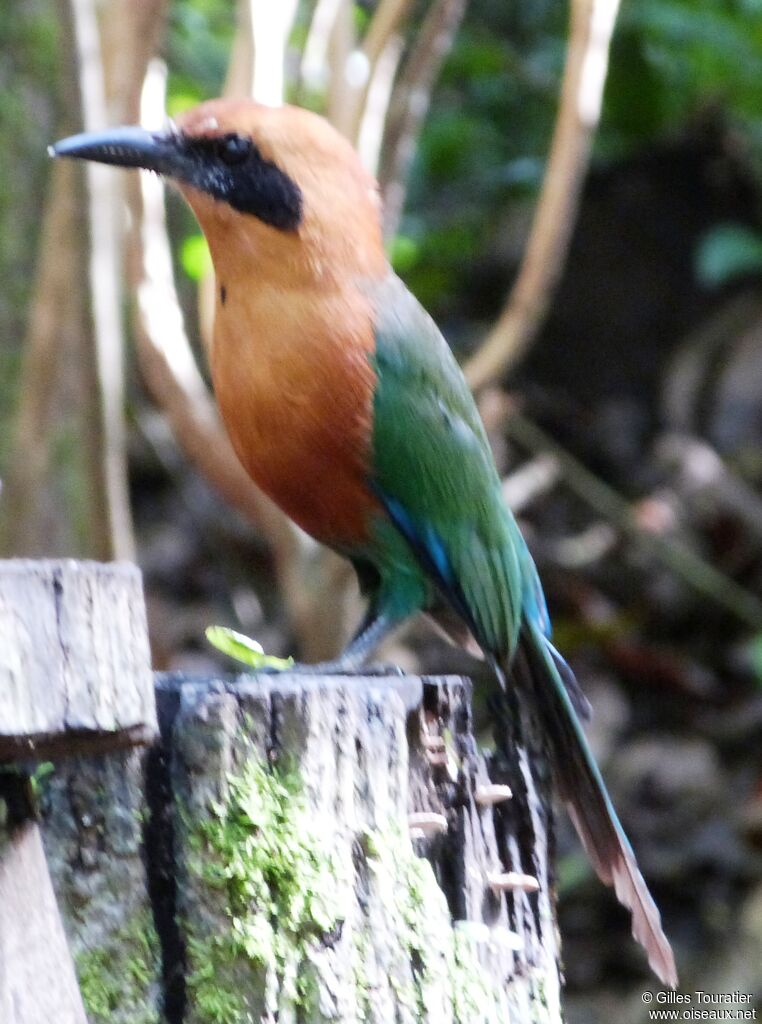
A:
[366,273,535,655]
[364,279,676,983]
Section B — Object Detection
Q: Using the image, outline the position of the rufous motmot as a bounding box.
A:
[52,99,676,986]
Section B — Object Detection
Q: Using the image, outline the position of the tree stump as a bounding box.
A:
[152,671,563,1024]
[0,560,159,1024]
[1,558,563,1022]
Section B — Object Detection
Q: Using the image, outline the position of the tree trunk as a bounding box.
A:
[0,560,156,759]
[0,560,159,1024]
[0,819,88,1024]
[1,0,132,561]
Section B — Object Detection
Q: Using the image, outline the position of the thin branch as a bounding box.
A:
[464,0,621,391]
[250,0,300,105]
[356,34,405,175]
[99,0,169,121]
[326,0,358,133]
[71,0,135,559]
[378,0,469,239]
[300,0,347,95]
[329,0,414,142]
[351,0,414,144]
[360,0,412,84]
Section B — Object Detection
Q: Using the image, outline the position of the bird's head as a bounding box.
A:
[52,99,385,283]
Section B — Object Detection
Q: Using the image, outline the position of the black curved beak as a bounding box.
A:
[50,126,185,176]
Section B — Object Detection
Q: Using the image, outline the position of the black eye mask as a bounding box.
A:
[181,132,303,231]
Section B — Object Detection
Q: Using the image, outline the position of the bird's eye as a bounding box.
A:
[218,133,253,165]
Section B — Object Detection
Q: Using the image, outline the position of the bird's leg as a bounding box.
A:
[260,608,407,676]
[329,606,408,675]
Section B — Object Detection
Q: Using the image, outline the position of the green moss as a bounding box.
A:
[183,756,548,1023]
[450,926,503,1024]
[360,822,504,1023]
[396,840,439,1017]
[359,822,446,1018]
[75,906,160,1024]
[184,753,340,1023]
[351,926,372,1022]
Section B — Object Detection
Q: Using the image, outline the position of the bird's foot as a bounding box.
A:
[251,659,406,678]
[361,661,407,677]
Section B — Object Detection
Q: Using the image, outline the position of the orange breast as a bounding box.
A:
[211,281,381,549]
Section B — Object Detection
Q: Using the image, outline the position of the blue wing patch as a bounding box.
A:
[371,485,480,638]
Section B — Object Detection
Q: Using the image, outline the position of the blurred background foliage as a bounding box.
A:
[2,0,762,1018]
[3,0,762,408]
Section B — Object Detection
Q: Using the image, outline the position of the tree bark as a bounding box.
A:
[0,559,156,760]
[0,820,88,1024]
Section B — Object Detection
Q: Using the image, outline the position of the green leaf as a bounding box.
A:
[556,852,593,894]
[180,233,212,282]
[30,760,55,799]
[696,224,762,287]
[205,626,294,671]
[166,89,204,118]
[747,633,762,687]
[388,234,420,274]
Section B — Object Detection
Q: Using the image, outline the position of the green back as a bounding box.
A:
[364,272,537,656]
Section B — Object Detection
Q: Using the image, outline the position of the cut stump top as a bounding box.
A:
[0,560,156,761]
